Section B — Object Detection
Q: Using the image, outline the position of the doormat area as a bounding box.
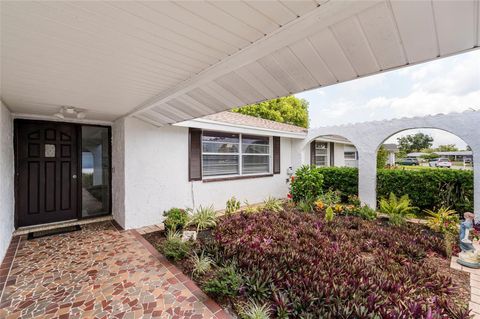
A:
[27,225,81,240]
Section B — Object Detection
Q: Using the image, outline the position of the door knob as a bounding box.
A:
[72,175,77,179]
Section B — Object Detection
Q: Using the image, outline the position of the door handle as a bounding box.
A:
[72,175,77,179]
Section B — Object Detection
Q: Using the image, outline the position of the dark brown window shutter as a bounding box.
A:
[273,136,280,174]
[310,141,316,165]
[188,128,202,181]
[329,142,335,166]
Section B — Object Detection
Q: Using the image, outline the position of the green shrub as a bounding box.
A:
[377,168,473,214]
[290,165,324,203]
[317,189,341,206]
[263,196,283,213]
[163,208,189,231]
[162,232,190,261]
[296,197,315,213]
[203,264,243,298]
[317,167,358,199]
[225,196,241,215]
[188,205,217,232]
[356,205,377,221]
[316,167,473,214]
[379,193,415,226]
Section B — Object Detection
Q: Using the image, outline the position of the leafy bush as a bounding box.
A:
[355,205,377,221]
[377,168,473,214]
[226,197,241,215]
[190,251,215,277]
[162,231,190,261]
[263,197,283,213]
[290,165,323,203]
[163,208,190,231]
[316,167,473,214]
[425,206,459,257]
[211,211,467,318]
[425,206,459,234]
[238,301,271,319]
[379,193,416,226]
[203,264,243,298]
[296,197,315,213]
[317,167,358,199]
[315,189,341,207]
[188,205,217,232]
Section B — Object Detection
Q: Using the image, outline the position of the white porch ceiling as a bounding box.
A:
[1,1,479,124]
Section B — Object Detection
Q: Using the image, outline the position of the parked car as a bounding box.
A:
[429,158,439,167]
[396,158,419,166]
[429,158,452,168]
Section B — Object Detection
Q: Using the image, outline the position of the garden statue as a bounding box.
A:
[457,212,480,268]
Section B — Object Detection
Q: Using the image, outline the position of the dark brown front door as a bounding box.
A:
[15,120,79,227]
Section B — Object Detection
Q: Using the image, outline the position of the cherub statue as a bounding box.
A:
[457,212,480,268]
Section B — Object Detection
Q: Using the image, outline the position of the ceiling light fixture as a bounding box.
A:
[54,107,65,119]
[53,106,86,120]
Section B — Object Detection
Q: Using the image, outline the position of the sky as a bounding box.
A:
[295,50,480,149]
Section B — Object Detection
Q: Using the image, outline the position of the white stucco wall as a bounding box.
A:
[112,118,126,228]
[333,143,345,167]
[0,102,15,261]
[118,117,292,229]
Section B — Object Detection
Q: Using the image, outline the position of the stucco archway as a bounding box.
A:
[294,111,480,218]
[375,127,474,215]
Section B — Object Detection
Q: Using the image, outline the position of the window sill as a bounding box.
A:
[202,174,274,183]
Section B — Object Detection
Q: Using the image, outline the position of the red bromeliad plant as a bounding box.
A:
[208,211,470,318]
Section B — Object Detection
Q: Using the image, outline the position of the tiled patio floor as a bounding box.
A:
[0,221,230,319]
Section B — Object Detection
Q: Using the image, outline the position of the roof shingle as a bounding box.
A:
[201,111,307,133]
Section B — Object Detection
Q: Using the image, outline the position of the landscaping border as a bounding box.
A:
[130,229,232,319]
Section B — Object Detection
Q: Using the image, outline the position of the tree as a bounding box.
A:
[397,133,433,154]
[377,146,389,169]
[435,144,458,152]
[232,96,309,128]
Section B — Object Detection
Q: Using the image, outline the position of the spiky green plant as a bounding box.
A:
[188,205,217,232]
[325,206,335,223]
[243,201,259,214]
[165,229,182,241]
[190,251,215,277]
[379,193,416,226]
[239,301,271,319]
[263,196,283,213]
[225,196,241,215]
[424,206,459,233]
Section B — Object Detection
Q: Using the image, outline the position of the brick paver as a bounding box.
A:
[451,256,480,319]
[0,221,230,318]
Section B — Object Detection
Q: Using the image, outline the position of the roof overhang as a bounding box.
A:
[175,118,307,139]
[1,1,479,125]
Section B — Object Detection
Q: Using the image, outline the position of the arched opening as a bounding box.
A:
[309,134,359,202]
[375,128,474,216]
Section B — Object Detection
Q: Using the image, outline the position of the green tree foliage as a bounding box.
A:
[377,145,389,169]
[397,133,433,153]
[232,96,309,128]
[435,144,458,152]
